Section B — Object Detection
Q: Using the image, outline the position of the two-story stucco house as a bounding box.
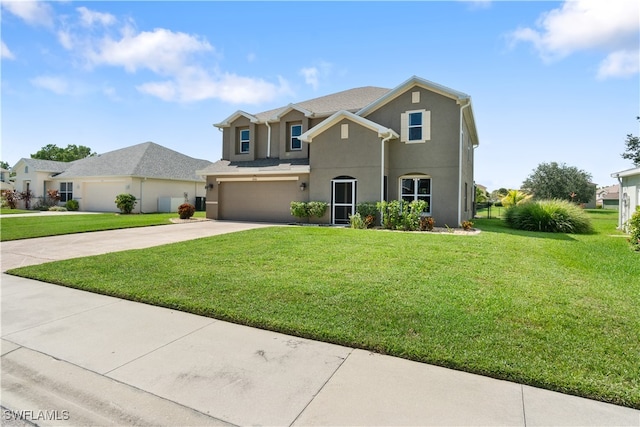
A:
[198,76,479,226]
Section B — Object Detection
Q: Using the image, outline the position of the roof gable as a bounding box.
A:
[214,110,260,128]
[54,142,212,181]
[13,158,70,173]
[299,110,398,143]
[357,76,471,117]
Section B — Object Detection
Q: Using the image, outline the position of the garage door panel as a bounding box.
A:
[219,181,300,222]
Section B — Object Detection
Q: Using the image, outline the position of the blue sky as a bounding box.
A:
[2,1,638,191]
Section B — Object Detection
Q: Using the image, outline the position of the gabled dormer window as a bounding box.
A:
[240,128,250,153]
[290,124,302,151]
[401,109,431,143]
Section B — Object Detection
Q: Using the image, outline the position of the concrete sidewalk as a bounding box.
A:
[1,221,639,426]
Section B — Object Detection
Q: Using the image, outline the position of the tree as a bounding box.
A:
[621,117,640,166]
[501,189,532,208]
[0,161,9,170]
[31,144,96,162]
[521,162,594,204]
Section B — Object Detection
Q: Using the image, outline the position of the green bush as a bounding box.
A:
[290,202,309,220]
[307,201,328,218]
[349,212,366,229]
[290,201,328,222]
[377,200,428,231]
[49,206,67,212]
[65,199,79,211]
[504,199,593,234]
[355,202,377,227]
[178,203,195,219]
[628,207,640,251]
[115,193,137,214]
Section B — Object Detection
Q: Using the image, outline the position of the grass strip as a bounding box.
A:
[7,211,639,408]
[0,212,205,241]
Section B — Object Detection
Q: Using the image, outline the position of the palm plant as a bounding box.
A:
[501,189,532,208]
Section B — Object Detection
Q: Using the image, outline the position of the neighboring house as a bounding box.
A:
[611,167,640,231]
[596,184,619,210]
[12,142,212,213]
[1,167,14,191]
[198,76,479,226]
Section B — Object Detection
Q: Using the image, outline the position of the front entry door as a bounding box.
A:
[332,178,356,225]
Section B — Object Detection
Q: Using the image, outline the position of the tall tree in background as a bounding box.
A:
[621,117,640,167]
[522,162,594,204]
[31,144,96,162]
[0,161,9,170]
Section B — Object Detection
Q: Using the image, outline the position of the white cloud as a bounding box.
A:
[30,76,69,95]
[1,1,54,28]
[509,0,639,78]
[137,69,293,104]
[77,6,116,28]
[300,62,333,90]
[87,26,214,74]
[300,67,319,90]
[1,40,15,60]
[597,49,640,79]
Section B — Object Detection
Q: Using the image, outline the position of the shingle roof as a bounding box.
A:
[197,158,310,175]
[54,142,212,181]
[17,158,71,172]
[251,86,391,123]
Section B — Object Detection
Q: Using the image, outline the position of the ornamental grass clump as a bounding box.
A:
[504,199,593,234]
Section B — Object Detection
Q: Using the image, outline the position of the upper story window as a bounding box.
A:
[401,109,431,143]
[400,176,431,214]
[240,129,250,153]
[290,124,302,151]
[25,166,29,173]
[60,182,73,202]
[408,112,422,141]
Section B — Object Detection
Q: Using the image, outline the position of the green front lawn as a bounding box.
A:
[0,211,205,241]
[0,208,35,215]
[7,210,639,408]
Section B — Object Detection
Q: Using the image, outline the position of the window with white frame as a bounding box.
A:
[400,176,431,213]
[60,182,73,202]
[290,124,302,151]
[240,128,250,153]
[400,109,431,143]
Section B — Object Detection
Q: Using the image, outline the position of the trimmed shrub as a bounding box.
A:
[377,200,428,231]
[290,201,329,222]
[628,207,640,251]
[65,199,79,211]
[115,193,137,214]
[504,199,593,234]
[307,201,328,219]
[290,202,309,220]
[49,206,68,211]
[178,203,195,219]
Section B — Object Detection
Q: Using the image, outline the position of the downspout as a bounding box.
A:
[139,177,146,213]
[614,173,623,230]
[458,100,471,226]
[265,121,272,158]
[380,132,393,225]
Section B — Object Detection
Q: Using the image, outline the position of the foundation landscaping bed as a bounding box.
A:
[6,210,639,409]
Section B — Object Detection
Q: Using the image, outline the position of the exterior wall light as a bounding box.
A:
[300,182,307,191]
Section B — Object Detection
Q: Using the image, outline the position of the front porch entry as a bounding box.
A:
[331,177,356,225]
